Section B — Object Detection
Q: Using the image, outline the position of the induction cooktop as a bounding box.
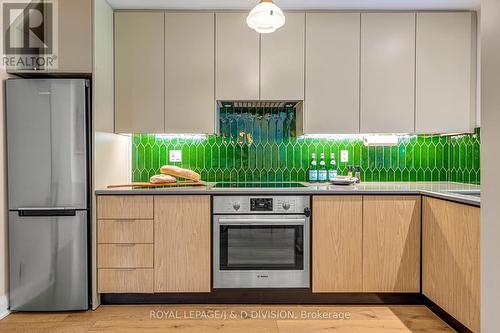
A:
[213,182,307,188]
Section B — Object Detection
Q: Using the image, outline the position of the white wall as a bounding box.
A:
[476,10,481,126]
[94,133,131,189]
[480,0,500,331]
[92,0,131,308]
[0,68,12,319]
[0,8,12,318]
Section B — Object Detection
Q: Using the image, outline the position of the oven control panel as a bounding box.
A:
[250,198,273,211]
[213,196,310,214]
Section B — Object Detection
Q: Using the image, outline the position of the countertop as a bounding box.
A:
[95,181,480,207]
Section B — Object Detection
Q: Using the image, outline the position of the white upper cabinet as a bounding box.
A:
[55,0,93,73]
[114,12,165,133]
[164,13,215,133]
[215,13,260,101]
[360,13,416,133]
[7,0,92,73]
[111,11,477,135]
[416,12,476,134]
[261,12,305,100]
[304,13,360,134]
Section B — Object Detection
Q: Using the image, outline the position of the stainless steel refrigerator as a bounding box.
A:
[6,79,90,311]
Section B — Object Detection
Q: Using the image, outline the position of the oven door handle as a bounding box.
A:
[217,218,306,225]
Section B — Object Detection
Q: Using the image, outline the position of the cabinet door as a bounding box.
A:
[154,195,211,292]
[215,13,260,101]
[305,13,360,134]
[363,196,421,292]
[55,0,92,73]
[423,197,480,332]
[360,13,415,133]
[165,13,215,133]
[5,0,92,73]
[94,0,114,132]
[312,196,362,292]
[114,12,164,133]
[416,12,476,134]
[261,12,305,100]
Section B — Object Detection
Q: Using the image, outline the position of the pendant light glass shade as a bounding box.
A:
[246,0,285,34]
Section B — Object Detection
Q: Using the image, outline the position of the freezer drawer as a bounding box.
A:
[9,210,88,311]
[6,79,88,209]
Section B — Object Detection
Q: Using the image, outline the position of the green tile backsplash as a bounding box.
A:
[131,129,480,184]
[133,105,479,184]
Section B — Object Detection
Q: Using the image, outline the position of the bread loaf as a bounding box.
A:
[160,165,201,182]
[150,174,176,184]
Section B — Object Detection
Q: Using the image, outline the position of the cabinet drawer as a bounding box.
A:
[98,268,153,293]
[98,244,153,268]
[98,219,153,244]
[97,196,153,219]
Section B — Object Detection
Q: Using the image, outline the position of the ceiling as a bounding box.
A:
[107,0,480,10]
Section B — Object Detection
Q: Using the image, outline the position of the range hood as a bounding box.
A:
[216,100,304,140]
[217,100,302,108]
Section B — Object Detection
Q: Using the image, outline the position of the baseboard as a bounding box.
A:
[421,295,473,333]
[0,294,9,320]
[101,290,423,305]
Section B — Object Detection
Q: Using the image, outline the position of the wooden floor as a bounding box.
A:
[0,305,456,333]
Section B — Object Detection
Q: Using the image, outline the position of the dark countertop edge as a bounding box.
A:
[419,190,480,207]
[94,188,480,207]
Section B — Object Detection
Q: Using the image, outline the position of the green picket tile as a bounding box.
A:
[144,147,152,171]
[130,125,480,184]
[365,169,372,181]
[394,169,402,182]
[428,145,436,169]
[390,146,398,169]
[256,145,264,169]
[361,146,369,170]
[405,145,413,169]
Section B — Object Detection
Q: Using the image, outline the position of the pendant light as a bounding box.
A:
[246,0,286,34]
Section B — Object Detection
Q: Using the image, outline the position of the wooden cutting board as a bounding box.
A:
[107,181,206,188]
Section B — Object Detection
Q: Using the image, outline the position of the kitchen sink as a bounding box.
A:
[446,190,481,197]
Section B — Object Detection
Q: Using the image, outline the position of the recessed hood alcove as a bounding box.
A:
[216,100,304,141]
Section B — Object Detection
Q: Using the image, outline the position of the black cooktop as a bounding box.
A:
[213,182,307,188]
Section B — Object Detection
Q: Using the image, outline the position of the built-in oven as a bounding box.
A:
[213,195,310,288]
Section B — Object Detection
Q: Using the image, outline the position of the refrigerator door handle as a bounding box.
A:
[18,208,77,217]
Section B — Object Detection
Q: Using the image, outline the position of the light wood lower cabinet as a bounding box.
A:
[97,219,153,244]
[154,195,211,293]
[97,195,155,293]
[97,194,211,294]
[362,196,421,292]
[97,195,154,220]
[98,244,153,268]
[98,269,154,293]
[312,196,363,292]
[422,197,480,332]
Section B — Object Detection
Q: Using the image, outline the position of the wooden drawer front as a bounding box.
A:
[98,244,153,268]
[97,195,153,219]
[98,219,153,244]
[98,268,153,293]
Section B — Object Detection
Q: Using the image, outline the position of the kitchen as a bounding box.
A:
[0,0,499,332]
